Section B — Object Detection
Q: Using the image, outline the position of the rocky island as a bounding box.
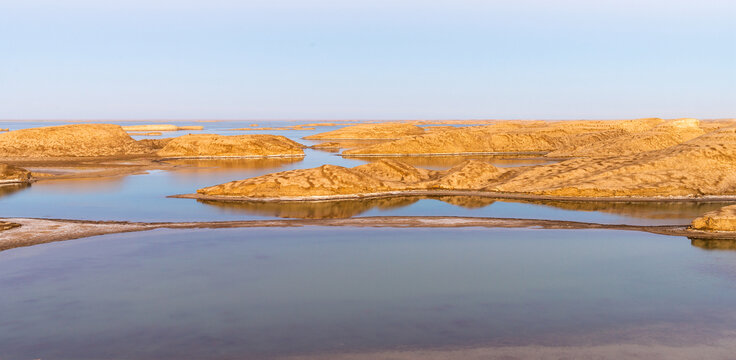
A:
[187,122,736,201]
[691,205,736,232]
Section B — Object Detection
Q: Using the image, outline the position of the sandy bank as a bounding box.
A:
[2,216,735,252]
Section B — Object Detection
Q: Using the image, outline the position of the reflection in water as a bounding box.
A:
[355,155,557,169]
[690,238,736,251]
[33,176,126,193]
[166,157,303,172]
[199,197,421,219]
[0,183,30,198]
[526,200,734,221]
[198,195,735,222]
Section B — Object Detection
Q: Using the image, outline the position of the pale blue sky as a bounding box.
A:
[1,0,734,120]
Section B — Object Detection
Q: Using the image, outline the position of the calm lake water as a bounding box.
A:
[2,227,736,359]
[0,120,731,224]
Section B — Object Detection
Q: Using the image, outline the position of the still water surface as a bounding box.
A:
[1,227,736,359]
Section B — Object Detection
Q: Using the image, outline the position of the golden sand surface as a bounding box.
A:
[0,164,32,184]
[127,131,163,136]
[197,123,736,200]
[195,159,517,198]
[493,125,736,197]
[342,119,663,156]
[0,124,151,158]
[157,134,305,158]
[304,122,426,140]
[548,118,704,157]
[692,205,736,231]
[121,124,204,131]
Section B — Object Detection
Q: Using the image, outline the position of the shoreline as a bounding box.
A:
[2,215,735,253]
[172,190,736,203]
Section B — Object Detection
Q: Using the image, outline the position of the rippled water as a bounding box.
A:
[2,227,736,359]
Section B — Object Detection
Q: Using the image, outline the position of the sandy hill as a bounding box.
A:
[157,134,305,158]
[691,205,736,231]
[548,118,704,157]
[342,119,663,156]
[303,123,426,140]
[196,159,510,198]
[491,125,736,197]
[0,164,32,183]
[0,124,149,157]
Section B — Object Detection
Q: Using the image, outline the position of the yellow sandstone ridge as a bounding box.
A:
[156,134,305,158]
[196,124,736,200]
[303,123,426,140]
[343,119,663,156]
[121,124,204,132]
[0,164,32,184]
[196,159,510,199]
[492,125,736,197]
[548,118,704,157]
[691,205,736,232]
[0,124,150,157]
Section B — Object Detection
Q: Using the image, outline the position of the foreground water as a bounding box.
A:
[1,227,736,359]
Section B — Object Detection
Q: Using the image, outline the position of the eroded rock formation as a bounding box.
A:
[0,124,150,157]
[691,205,736,231]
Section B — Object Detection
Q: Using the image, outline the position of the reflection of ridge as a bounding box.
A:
[197,194,736,221]
[690,238,736,251]
[199,197,421,219]
[0,183,30,198]
[167,158,303,171]
[513,200,733,221]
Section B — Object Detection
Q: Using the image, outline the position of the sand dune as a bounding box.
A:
[0,124,150,157]
[157,134,305,158]
[343,119,663,156]
[196,124,736,200]
[548,118,704,157]
[492,125,736,197]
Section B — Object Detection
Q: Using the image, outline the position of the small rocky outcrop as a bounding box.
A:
[691,205,736,232]
[0,164,32,184]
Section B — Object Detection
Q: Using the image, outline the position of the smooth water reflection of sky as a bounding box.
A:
[2,227,736,359]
